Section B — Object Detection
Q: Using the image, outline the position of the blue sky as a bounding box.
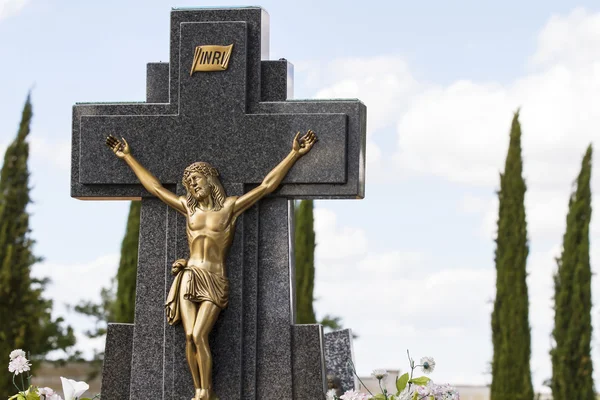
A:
[1,0,600,393]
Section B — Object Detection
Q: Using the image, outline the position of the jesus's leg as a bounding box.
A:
[192,301,220,399]
[179,271,202,398]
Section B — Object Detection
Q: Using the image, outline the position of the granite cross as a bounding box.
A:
[71,7,366,400]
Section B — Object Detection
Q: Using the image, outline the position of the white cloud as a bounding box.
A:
[32,253,118,312]
[0,0,29,21]
[314,205,599,390]
[394,10,600,193]
[310,9,599,195]
[530,8,600,70]
[0,136,70,171]
[30,137,71,170]
[311,56,420,135]
[458,194,489,215]
[365,140,386,183]
[315,9,600,389]
[314,206,496,384]
[314,207,368,261]
[357,250,423,275]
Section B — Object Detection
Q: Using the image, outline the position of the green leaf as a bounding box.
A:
[25,391,40,400]
[396,372,409,394]
[408,376,431,386]
[412,392,419,400]
[372,394,386,400]
[80,398,93,400]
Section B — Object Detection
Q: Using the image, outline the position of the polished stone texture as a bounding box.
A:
[71,6,366,400]
[100,323,134,400]
[292,325,327,400]
[324,329,358,393]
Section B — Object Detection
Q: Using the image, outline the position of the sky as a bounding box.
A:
[1,0,600,393]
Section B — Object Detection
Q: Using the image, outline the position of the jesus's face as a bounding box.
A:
[186,172,211,201]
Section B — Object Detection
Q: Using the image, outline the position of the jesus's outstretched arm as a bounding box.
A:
[232,130,317,218]
[106,135,186,214]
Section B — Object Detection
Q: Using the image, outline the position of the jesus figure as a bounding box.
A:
[106,130,317,400]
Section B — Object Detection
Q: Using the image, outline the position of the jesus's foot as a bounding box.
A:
[193,388,205,400]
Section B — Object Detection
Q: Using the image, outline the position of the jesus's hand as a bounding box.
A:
[106,135,131,159]
[292,129,317,156]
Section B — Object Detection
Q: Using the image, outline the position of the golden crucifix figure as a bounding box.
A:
[106,130,317,400]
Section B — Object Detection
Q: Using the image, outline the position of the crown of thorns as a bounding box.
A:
[182,162,219,184]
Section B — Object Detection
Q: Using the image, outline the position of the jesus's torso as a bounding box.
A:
[184,197,237,275]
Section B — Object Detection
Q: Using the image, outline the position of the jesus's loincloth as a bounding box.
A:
[165,266,229,325]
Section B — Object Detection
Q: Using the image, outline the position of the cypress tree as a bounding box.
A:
[550,145,594,400]
[295,200,317,324]
[490,111,534,400]
[113,200,141,323]
[0,94,75,396]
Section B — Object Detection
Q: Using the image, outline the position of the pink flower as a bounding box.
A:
[39,387,63,400]
[339,390,372,400]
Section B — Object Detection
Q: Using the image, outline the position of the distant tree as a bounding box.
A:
[294,200,350,336]
[72,280,116,379]
[490,111,533,400]
[295,200,317,324]
[74,200,140,379]
[0,94,76,396]
[113,201,140,323]
[550,145,594,400]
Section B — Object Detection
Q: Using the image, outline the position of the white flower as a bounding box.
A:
[431,383,460,400]
[8,355,31,375]
[326,388,338,400]
[39,387,55,395]
[416,381,434,397]
[420,356,436,374]
[371,368,388,381]
[9,349,26,360]
[339,389,372,400]
[60,377,89,400]
[39,387,63,400]
[396,387,415,400]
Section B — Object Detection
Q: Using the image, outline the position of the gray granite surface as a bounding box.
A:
[71,6,366,400]
[100,323,133,399]
[146,62,169,104]
[324,329,358,393]
[71,7,366,200]
[292,325,327,400]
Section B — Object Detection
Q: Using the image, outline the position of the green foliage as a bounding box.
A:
[550,144,594,400]
[113,201,140,323]
[320,314,343,331]
[396,373,409,393]
[0,94,76,397]
[408,376,430,386]
[74,200,139,379]
[294,200,349,334]
[73,282,116,339]
[490,111,534,400]
[295,200,317,324]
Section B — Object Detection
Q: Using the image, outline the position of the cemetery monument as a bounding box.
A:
[71,6,366,400]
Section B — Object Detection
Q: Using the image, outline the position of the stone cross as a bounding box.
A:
[71,7,365,400]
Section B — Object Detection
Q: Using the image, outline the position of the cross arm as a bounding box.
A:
[255,99,367,199]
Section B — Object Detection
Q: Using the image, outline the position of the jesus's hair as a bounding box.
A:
[182,162,226,213]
